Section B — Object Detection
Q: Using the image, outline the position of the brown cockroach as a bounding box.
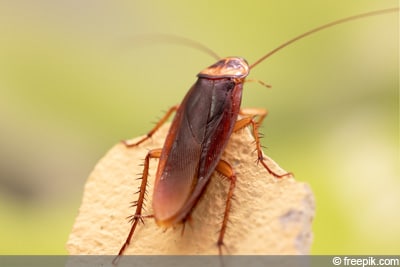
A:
[113,7,398,264]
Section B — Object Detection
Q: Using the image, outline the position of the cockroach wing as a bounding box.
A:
[152,77,242,227]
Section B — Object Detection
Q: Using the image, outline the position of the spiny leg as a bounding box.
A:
[235,108,292,178]
[113,148,161,265]
[123,105,179,147]
[239,107,268,126]
[215,159,237,255]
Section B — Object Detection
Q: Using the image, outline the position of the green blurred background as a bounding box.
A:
[0,0,398,255]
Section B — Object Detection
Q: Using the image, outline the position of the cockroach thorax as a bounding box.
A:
[198,57,249,79]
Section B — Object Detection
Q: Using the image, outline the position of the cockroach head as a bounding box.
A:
[198,57,249,79]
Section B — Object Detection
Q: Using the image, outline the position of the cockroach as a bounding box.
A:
[113,7,398,263]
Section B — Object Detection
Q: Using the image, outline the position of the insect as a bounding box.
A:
[113,7,398,263]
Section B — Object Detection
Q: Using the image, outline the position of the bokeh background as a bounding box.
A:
[0,0,398,255]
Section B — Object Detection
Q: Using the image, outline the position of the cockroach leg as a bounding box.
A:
[123,105,179,147]
[235,108,292,178]
[215,159,237,255]
[113,148,162,265]
[238,107,268,125]
[245,78,272,88]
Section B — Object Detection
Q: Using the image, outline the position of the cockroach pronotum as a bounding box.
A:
[113,7,398,263]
